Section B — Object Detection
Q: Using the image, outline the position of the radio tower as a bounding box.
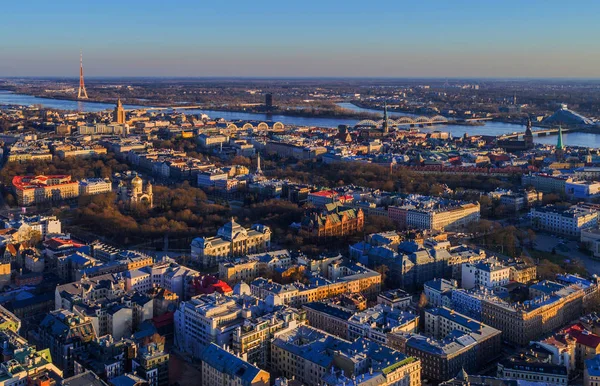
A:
[78,50,88,99]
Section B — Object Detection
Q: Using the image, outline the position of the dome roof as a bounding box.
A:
[234,281,251,296]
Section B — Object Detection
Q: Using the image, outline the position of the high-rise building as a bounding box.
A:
[265,93,273,110]
[114,99,126,124]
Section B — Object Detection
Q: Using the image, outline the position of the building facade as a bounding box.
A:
[191,219,271,267]
[13,175,79,206]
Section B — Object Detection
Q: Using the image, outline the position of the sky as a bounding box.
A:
[1,0,600,78]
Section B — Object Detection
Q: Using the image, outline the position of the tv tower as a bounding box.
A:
[78,50,88,99]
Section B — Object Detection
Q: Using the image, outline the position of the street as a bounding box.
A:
[533,233,600,276]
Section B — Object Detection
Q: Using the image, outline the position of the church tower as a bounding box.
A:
[555,125,565,161]
[114,99,126,124]
[524,117,533,148]
[382,102,389,134]
[256,153,263,175]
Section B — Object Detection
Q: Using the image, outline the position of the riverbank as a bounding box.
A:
[3,90,599,147]
[0,88,157,108]
[1,88,380,121]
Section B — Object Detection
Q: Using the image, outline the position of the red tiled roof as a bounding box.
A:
[310,190,337,197]
[564,323,600,348]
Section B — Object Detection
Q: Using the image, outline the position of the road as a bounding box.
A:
[533,233,600,276]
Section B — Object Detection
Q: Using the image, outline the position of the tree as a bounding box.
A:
[527,229,536,247]
[418,292,428,309]
[373,265,389,289]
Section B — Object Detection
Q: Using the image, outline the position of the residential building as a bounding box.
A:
[36,310,96,376]
[377,289,412,309]
[531,204,598,237]
[522,173,572,194]
[201,343,270,386]
[174,293,243,358]
[302,302,352,339]
[250,263,381,305]
[461,259,511,290]
[481,284,585,346]
[132,340,169,386]
[500,190,542,211]
[232,307,305,369]
[498,349,568,385]
[405,307,502,383]
[219,250,292,285]
[566,180,600,199]
[424,278,457,308]
[347,304,419,343]
[451,287,501,320]
[581,229,600,259]
[561,323,600,369]
[271,325,421,386]
[389,199,480,231]
[80,178,112,196]
[585,354,600,386]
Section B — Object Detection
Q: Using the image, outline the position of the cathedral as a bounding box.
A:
[118,174,153,207]
[359,102,392,140]
[114,99,126,124]
[498,117,534,152]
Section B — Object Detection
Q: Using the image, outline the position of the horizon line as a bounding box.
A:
[3,75,600,81]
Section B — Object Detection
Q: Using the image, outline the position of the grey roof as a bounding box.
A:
[108,373,147,386]
[303,302,353,321]
[201,343,264,383]
[63,370,108,386]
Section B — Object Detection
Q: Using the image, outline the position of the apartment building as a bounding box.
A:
[461,259,511,290]
[79,178,112,196]
[424,278,457,308]
[201,343,270,386]
[531,204,598,237]
[404,307,501,383]
[522,173,572,194]
[389,201,480,231]
[271,325,421,386]
[481,284,585,346]
[232,308,305,369]
[219,250,292,285]
[174,293,243,359]
[250,263,381,306]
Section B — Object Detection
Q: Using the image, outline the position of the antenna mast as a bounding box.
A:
[78,50,89,99]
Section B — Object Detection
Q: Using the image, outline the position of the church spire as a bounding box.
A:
[382,102,389,134]
[555,125,565,161]
[557,125,564,150]
[256,153,262,174]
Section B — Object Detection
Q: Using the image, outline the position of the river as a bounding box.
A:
[0,91,596,148]
[0,90,146,112]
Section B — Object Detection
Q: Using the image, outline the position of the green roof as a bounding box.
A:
[382,357,417,375]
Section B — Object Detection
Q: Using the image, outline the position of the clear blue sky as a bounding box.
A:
[1,0,599,78]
